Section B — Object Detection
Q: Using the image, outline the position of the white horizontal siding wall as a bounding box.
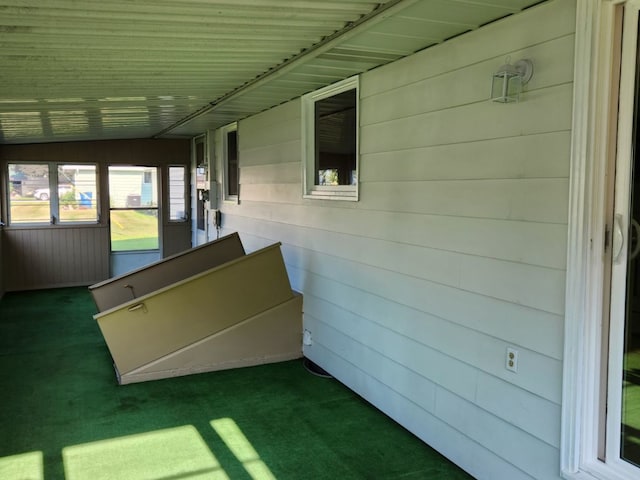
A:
[216,1,574,478]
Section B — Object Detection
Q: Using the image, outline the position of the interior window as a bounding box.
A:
[58,164,98,223]
[7,162,98,225]
[222,123,239,201]
[315,89,357,186]
[302,76,358,200]
[8,163,50,224]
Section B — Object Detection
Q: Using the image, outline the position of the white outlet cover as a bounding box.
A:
[506,347,518,373]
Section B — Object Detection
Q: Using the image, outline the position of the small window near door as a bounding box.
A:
[58,164,98,223]
[222,122,239,202]
[302,76,359,201]
[7,163,50,224]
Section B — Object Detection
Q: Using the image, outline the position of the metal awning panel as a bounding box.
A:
[0,0,546,144]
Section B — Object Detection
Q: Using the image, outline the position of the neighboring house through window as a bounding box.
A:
[7,162,98,225]
[302,75,359,201]
[108,165,159,252]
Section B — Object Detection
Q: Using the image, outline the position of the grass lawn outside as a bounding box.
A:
[9,199,158,251]
[110,209,159,251]
[10,198,97,223]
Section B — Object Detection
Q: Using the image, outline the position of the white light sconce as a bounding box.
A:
[490,57,533,103]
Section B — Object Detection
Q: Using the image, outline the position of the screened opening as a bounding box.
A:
[7,163,98,224]
[8,163,50,224]
[108,166,159,252]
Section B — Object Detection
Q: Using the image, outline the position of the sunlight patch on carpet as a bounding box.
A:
[0,451,44,480]
[62,425,228,480]
[211,418,277,480]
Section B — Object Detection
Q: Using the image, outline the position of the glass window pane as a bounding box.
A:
[108,166,159,252]
[226,130,238,197]
[314,89,357,186]
[8,163,50,224]
[108,166,158,209]
[58,164,98,223]
[168,166,186,221]
[110,209,159,251]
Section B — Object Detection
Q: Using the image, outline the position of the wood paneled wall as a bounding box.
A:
[214,1,573,479]
[3,226,110,290]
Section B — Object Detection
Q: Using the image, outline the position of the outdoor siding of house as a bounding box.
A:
[215,1,574,478]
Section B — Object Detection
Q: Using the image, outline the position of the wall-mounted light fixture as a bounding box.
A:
[490,57,533,103]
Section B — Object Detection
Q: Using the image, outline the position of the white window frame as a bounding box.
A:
[221,122,239,204]
[562,1,640,479]
[302,75,359,201]
[6,161,99,226]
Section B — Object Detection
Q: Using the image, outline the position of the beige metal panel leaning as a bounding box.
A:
[118,293,303,384]
[94,242,302,384]
[89,232,245,312]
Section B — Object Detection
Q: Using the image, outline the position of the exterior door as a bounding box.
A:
[608,1,640,474]
[108,165,161,276]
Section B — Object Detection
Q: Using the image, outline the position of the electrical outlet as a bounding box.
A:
[506,347,518,373]
[303,329,313,346]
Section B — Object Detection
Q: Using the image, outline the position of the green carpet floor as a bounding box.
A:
[0,287,474,480]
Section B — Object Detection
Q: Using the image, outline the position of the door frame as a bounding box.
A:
[562,1,640,479]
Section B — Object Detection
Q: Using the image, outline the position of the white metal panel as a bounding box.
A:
[0,0,546,144]
[359,132,570,182]
[306,341,536,480]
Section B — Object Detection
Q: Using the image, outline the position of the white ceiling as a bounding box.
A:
[0,0,545,145]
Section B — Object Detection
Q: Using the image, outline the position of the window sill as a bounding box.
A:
[304,189,358,202]
[563,461,640,480]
